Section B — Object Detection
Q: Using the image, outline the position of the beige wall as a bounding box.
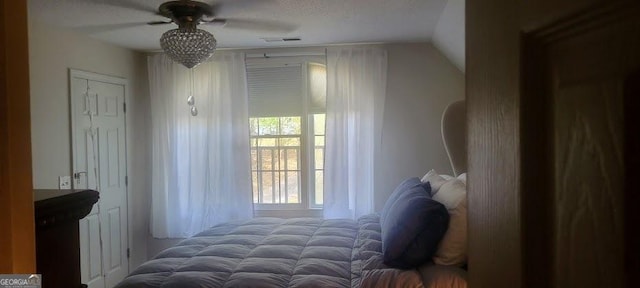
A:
[28,20,151,269]
[375,43,465,211]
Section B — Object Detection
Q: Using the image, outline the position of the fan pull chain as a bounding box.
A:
[187,68,198,116]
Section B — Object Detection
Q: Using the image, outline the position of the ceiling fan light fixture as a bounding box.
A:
[160,27,217,69]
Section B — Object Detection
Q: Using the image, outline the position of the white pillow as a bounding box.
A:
[457,173,467,185]
[432,178,467,266]
[420,169,448,194]
[432,179,466,210]
[441,174,455,181]
[433,197,467,266]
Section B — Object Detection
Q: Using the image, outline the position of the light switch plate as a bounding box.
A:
[59,176,71,189]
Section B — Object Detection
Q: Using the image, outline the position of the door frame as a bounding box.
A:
[0,0,35,273]
[467,0,638,287]
[69,69,131,275]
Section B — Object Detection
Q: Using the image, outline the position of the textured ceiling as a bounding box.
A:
[28,0,448,51]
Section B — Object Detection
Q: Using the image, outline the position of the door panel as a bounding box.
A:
[553,81,625,287]
[624,71,640,284]
[108,207,122,271]
[72,71,129,288]
[79,211,104,287]
[521,4,638,286]
[107,128,121,188]
[104,96,120,117]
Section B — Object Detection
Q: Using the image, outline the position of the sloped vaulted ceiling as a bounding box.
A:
[432,0,465,72]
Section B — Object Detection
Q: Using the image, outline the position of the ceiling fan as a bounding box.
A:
[98,0,296,68]
[153,0,225,68]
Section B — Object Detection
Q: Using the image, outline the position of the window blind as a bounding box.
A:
[247,65,303,117]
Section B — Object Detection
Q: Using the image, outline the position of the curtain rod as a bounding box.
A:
[245,51,326,59]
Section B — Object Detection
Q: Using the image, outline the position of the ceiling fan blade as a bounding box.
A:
[208,18,298,33]
[201,18,228,25]
[94,0,158,14]
[148,21,174,26]
[80,0,159,14]
[212,0,277,16]
[73,22,149,34]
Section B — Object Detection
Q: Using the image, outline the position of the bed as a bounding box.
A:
[116,100,467,288]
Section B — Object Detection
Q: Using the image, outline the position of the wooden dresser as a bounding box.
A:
[34,189,99,288]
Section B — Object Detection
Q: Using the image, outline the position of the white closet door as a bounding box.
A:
[72,71,129,288]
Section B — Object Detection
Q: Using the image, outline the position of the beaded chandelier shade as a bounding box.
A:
[160,27,217,69]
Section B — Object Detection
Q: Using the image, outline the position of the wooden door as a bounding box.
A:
[467,0,639,287]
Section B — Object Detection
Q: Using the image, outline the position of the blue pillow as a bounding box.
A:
[380,177,421,224]
[381,183,449,268]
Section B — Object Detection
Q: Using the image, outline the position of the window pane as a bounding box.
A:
[288,190,299,203]
[315,148,324,169]
[280,137,300,147]
[286,149,298,170]
[309,64,327,110]
[315,171,324,205]
[261,171,274,203]
[260,149,273,170]
[250,149,258,170]
[279,171,287,203]
[258,117,279,135]
[274,171,281,204]
[250,118,259,136]
[258,138,276,147]
[313,114,326,135]
[274,149,281,171]
[278,149,286,172]
[280,117,301,135]
[315,136,325,147]
[287,171,300,203]
[252,171,259,203]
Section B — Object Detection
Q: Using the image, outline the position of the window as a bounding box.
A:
[247,56,326,211]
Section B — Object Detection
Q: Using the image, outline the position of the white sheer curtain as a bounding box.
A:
[149,52,253,238]
[323,47,388,219]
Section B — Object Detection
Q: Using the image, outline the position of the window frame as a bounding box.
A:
[246,55,326,213]
[307,114,325,209]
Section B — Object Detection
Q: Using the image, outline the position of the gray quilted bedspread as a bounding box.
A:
[116,214,428,288]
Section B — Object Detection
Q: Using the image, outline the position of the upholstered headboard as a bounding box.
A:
[441,100,466,176]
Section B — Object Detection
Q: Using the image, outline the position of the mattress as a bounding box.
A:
[116,214,465,288]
